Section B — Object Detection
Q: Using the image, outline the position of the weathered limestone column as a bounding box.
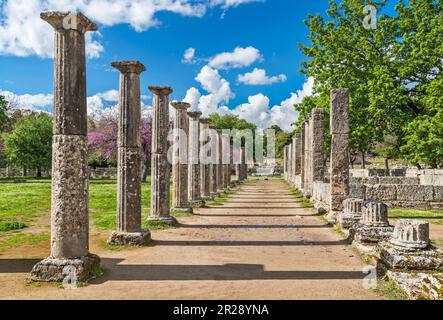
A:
[222,132,231,190]
[200,118,212,201]
[240,146,247,181]
[283,145,288,180]
[300,123,306,190]
[288,143,293,183]
[217,130,225,193]
[329,89,350,220]
[303,119,311,196]
[294,134,302,175]
[108,61,150,246]
[209,125,219,197]
[31,12,100,282]
[312,108,325,183]
[188,111,204,207]
[171,102,192,214]
[149,86,176,224]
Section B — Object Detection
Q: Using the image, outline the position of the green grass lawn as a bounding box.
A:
[389,208,443,225]
[0,178,176,245]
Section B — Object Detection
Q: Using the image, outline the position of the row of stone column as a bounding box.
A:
[283,89,350,219]
[30,11,248,282]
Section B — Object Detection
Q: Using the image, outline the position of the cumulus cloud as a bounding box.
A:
[208,46,262,70]
[182,47,196,64]
[238,68,287,85]
[210,0,264,9]
[231,77,315,131]
[192,65,234,116]
[0,0,261,59]
[0,90,53,111]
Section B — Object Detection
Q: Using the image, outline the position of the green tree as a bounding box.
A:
[298,0,442,168]
[0,95,8,133]
[209,113,256,131]
[3,114,53,176]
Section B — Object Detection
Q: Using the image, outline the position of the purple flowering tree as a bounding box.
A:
[88,115,152,173]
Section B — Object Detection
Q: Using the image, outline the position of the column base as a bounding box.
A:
[30,254,101,282]
[202,196,214,201]
[107,231,151,246]
[210,192,220,198]
[326,211,338,224]
[148,216,178,225]
[337,212,362,229]
[190,200,205,208]
[170,207,193,214]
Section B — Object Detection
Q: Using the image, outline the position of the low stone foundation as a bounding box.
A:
[107,231,151,246]
[31,254,101,282]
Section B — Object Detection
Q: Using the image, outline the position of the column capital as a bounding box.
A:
[41,11,98,32]
[171,102,191,110]
[199,118,211,125]
[188,111,202,119]
[312,107,324,115]
[112,61,146,74]
[149,86,173,96]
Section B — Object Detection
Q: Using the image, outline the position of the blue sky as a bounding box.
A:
[0,0,397,131]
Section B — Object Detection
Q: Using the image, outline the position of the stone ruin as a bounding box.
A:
[350,201,394,255]
[337,198,364,229]
[28,11,249,282]
[378,220,443,271]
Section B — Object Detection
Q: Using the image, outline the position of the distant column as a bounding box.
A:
[222,132,231,190]
[312,108,325,182]
[188,111,204,207]
[149,86,176,224]
[209,125,219,197]
[329,89,350,220]
[200,118,212,201]
[108,61,150,246]
[294,134,302,175]
[217,130,225,193]
[171,102,192,214]
[31,12,100,282]
[240,146,247,181]
[300,123,306,190]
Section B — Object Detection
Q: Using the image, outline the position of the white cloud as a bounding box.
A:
[230,77,315,131]
[238,68,287,85]
[0,0,261,59]
[210,0,264,9]
[183,87,201,110]
[208,46,262,70]
[0,90,53,111]
[192,65,235,116]
[182,47,196,64]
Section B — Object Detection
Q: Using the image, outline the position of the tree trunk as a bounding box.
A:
[22,166,27,177]
[37,167,42,177]
[384,158,390,176]
[361,152,366,169]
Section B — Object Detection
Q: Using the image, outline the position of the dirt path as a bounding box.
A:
[0,178,380,300]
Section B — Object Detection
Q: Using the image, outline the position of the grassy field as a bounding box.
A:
[0,178,171,252]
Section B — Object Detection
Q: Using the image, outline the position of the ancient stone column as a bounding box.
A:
[31,12,100,282]
[294,134,302,175]
[283,145,288,180]
[217,130,225,193]
[209,125,219,197]
[222,132,231,190]
[149,86,176,224]
[171,102,192,214]
[240,146,247,181]
[300,123,306,190]
[200,118,212,201]
[188,111,204,207]
[312,108,325,182]
[108,61,150,246]
[329,89,350,218]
